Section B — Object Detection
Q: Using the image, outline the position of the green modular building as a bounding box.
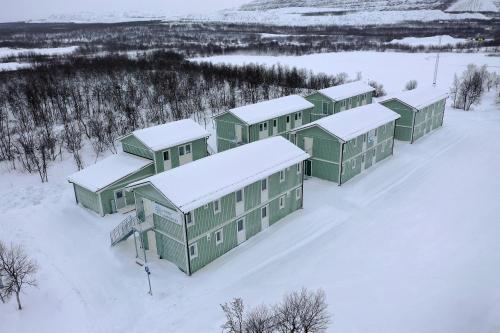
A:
[214,95,314,152]
[68,119,210,216]
[379,87,448,143]
[119,137,309,275]
[305,81,375,122]
[291,103,400,185]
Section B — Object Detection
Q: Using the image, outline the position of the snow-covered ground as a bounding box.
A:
[193,51,500,92]
[1,51,500,333]
[180,7,490,26]
[0,62,30,72]
[447,0,499,12]
[387,35,469,47]
[0,46,79,59]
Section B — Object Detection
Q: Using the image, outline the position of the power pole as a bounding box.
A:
[433,36,442,87]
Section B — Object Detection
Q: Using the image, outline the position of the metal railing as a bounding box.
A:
[110,215,139,246]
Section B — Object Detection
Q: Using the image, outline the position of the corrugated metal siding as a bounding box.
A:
[154,214,184,241]
[154,137,208,173]
[216,113,248,152]
[73,184,101,214]
[120,135,154,160]
[156,232,187,273]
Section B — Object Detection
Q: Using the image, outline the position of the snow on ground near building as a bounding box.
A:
[0,46,79,59]
[387,35,469,46]
[0,62,30,71]
[1,50,500,332]
[180,7,489,26]
[193,51,500,92]
[447,0,499,12]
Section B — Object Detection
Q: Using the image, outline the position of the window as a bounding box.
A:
[261,206,267,218]
[286,115,290,124]
[353,139,357,147]
[322,102,328,114]
[259,122,268,132]
[215,229,223,245]
[294,112,302,120]
[261,178,267,191]
[237,219,244,232]
[186,212,194,226]
[279,170,285,183]
[279,196,285,209]
[374,129,378,136]
[342,163,346,175]
[179,144,191,156]
[297,162,301,174]
[213,199,221,214]
[179,146,185,156]
[189,243,198,259]
[296,188,301,200]
[352,159,356,169]
[186,144,191,154]
[236,190,243,203]
[273,119,277,127]
[116,191,123,199]
[163,151,170,161]
[204,204,209,209]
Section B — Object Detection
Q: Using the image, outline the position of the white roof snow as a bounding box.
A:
[128,137,309,212]
[228,95,314,125]
[131,119,209,151]
[67,153,153,192]
[294,103,400,142]
[380,87,449,110]
[317,81,375,101]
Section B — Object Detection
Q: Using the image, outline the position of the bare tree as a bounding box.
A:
[368,80,386,97]
[222,298,245,333]
[0,241,38,310]
[405,80,418,91]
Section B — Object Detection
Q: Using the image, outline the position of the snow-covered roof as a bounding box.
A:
[293,103,400,142]
[128,137,309,213]
[129,119,209,152]
[67,153,153,192]
[379,87,449,111]
[317,81,375,101]
[227,95,314,125]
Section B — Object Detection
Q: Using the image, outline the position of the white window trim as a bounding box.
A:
[296,188,301,200]
[297,162,301,174]
[261,178,267,191]
[215,229,224,245]
[185,143,192,154]
[163,150,170,161]
[279,170,285,183]
[186,211,195,226]
[189,243,198,259]
[261,206,267,218]
[213,199,221,214]
[279,196,285,209]
[352,159,357,169]
[236,189,244,204]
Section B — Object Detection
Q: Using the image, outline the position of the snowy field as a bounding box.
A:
[387,35,468,47]
[193,51,500,92]
[0,46,79,59]
[1,51,500,333]
[180,7,490,26]
[447,0,499,12]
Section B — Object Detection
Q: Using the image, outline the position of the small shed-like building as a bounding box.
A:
[291,103,400,184]
[305,81,375,122]
[68,119,210,216]
[126,137,309,275]
[214,95,314,152]
[379,87,448,143]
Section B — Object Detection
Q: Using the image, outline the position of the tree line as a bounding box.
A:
[0,51,350,182]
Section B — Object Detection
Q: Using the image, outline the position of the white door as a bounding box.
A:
[147,230,158,256]
[163,150,172,171]
[272,119,278,135]
[237,218,246,244]
[286,115,291,131]
[115,189,127,210]
[261,205,269,230]
[143,198,154,218]
[235,124,242,143]
[294,112,302,127]
[259,122,269,140]
[235,189,244,216]
[179,144,193,166]
[261,178,268,203]
[361,153,366,171]
[304,137,313,155]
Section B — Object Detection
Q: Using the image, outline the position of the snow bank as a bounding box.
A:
[387,35,468,47]
[447,0,498,12]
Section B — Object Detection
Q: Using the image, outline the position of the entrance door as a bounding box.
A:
[261,178,268,203]
[304,137,313,155]
[235,189,244,216]
[294,112,302,127]
[286,115,291,131]
[235,124,243,143]
[163,150,172,171]
[272,119,278,136]
[361,153,366,171]
[305,160,312,177]
[261,205,269,230]
[115,189,127,210]
[179,144,193,166]
[237,218,246,244]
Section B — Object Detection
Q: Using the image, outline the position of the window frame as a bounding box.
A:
[279,195,285,209]
[297,162,301,174]
[236,189,243,203]
[261,206,267,218]
[279,170,285,183]
[179,145,185,156]
[215,229,224,245]
[296,188,301,200]
[261,178,267,191]
[186,211,195,226]
[213,199,221,214]
[185,143,191,154]
[163,150,170,161]
[189,243,198,259]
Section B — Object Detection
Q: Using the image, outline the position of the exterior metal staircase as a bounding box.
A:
[110,215,139,246]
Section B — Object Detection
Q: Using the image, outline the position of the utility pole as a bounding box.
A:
[433,36,442,87]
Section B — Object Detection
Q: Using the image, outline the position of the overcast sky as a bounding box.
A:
[1,0,250,22]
